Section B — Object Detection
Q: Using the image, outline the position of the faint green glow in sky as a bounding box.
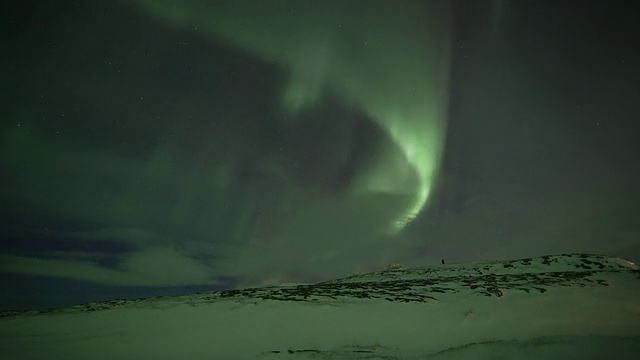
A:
[129,0,451,232]
[492,0,504,33]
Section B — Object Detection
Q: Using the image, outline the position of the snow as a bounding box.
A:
[0,253,638,359]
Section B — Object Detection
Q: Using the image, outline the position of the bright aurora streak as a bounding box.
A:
[129,0,452,232]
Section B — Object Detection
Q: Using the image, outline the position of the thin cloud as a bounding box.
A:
[0,246,217,287]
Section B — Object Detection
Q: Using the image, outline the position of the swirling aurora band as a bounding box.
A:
[128,0,452,233]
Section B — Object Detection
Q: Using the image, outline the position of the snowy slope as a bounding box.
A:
[0,253,638,359]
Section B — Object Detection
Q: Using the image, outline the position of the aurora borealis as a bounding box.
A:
[129,0,452,232]
[1,0,639,310]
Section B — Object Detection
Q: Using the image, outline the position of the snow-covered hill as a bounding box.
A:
[1,253,638,359]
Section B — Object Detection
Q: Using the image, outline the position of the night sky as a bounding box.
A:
[1,0,638,310]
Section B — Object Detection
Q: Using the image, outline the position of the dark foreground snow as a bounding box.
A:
[1,253,638,359]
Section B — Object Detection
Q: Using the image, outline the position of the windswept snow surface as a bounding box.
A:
[1,254,638,359]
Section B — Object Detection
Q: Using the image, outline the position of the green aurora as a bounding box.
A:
[2,0,640,309]
[128,0,453,232]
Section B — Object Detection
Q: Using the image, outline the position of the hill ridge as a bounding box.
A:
[1,253,637,318]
